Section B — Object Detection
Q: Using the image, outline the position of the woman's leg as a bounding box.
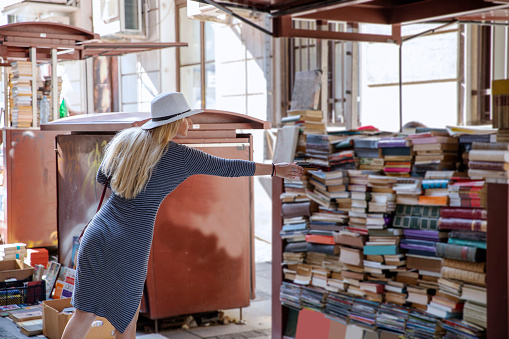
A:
[62,309,98,339]
[114,303,141,339]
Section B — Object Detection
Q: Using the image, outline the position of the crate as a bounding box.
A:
[0,280,45,306]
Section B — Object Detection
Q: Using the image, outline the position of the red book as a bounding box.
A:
[440,207,487,220]
[305,234,335,245]
[438,217,487,232]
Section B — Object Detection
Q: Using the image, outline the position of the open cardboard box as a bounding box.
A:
[42,298,115,339]
[0,260,33,282]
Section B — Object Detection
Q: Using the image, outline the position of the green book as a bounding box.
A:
[448,238,487,249]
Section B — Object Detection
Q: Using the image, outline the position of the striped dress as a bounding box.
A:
[72,141,256,333]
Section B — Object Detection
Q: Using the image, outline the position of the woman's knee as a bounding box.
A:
[74,309,98,322]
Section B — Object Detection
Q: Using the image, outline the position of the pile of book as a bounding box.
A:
[25,248,49,267]
[282,110,325,134]
[10,61,33,128]
[410,132,458,176]
[0,243,27,261]
[468,141,509,183]
[378,137,413,177]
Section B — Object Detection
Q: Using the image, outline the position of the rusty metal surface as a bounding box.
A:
[2,128,63,247]
[55,130,257,318]
[56,134,112,267]
[144,137,254,319]
[41,110,270,132]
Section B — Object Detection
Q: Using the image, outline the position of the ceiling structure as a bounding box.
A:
[0,22,187,64]
[199,0,509,43]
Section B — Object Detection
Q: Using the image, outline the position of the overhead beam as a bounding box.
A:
[389,0,509,24]
[295,5,390,24]
[273,16,401,44]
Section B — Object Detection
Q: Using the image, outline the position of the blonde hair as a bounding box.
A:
[101,119,184,199]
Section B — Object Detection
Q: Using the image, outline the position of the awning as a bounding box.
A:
[0,22,187,64]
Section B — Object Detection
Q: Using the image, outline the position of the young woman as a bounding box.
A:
[62,92,304,338]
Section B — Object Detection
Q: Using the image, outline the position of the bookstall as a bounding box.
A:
[271,122,509,338]
[0,22,186,247]
[41,110,270,330]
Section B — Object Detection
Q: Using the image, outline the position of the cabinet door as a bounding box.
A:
[144,138,254,319]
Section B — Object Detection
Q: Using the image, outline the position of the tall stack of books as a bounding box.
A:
[468,142,509,183]
[366,174,397,216]
[461,283,487,329]
[10,61,33,128]
[378,137,413,177]
[347,170,376,234]
[306,134,355,170]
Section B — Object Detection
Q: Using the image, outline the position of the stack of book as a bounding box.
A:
[306,134,356,169]
[282,109,325,134]
[10,61,33,128]
[353,137,383,171]
[405,309,446,338]
[25,248,49,267]
[367,174,397,215]
[375,303,409,335]
[0,243,27,261]
[324,291,353,323]
[468,141,509,183]
[347,170,376,234]
[280,282,303,310]
[447,177,487,208]
[418,171,453,206]
[307,169,349,209]
[378,137,413,177]
[427,276,464,319]
[348,298,379,330]
[301,286,328,312]
[393,177,423,205]
[442,318,486,338]
[410,133,458,176]
[461,283,487,329]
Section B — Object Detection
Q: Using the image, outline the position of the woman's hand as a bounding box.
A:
[275,162,304,180]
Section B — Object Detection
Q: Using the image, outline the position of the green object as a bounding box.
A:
[59,98,68,118]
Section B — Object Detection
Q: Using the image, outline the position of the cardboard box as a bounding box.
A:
[0,260,33,282]
[42,298,115,339]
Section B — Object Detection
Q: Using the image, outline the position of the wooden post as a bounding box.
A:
[272,176,286,338]
[487,183,509,338]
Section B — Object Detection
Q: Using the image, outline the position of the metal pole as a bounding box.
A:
[399,43,403,132]
[51,49,58,121]
[30,47,37,127]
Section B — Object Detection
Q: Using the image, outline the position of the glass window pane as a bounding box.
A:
[309,45,317,70]
[205,63,216,109]
[121,74,138,104]
[124,0,140,30]
[179,7,201,65]
[180,65,202,109]
[120,53,137,74]
[205,22,216,63]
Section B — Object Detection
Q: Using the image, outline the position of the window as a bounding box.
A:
[177,5,216,109]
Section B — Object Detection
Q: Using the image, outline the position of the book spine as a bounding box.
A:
[440,266,486,286]
[471,141,509,151]
[438,218,487,232]
[442,258,486,273]
[418,195,448,206]
[439,208,487,220]
[468,160,508,171]
[378,140,408,148]
[422,180,449,189]
[468,150,509,162]
[435,242,486,262]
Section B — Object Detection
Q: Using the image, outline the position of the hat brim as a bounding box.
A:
[141,109,204,130]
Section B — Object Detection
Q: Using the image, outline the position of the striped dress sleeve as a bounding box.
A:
[182,144,256,177]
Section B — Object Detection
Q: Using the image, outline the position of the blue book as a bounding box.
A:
[363,245,399,255]
[448,238,487,249]
[282,222,308,232]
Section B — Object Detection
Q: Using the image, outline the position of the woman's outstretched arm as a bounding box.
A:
[254,162,304,180]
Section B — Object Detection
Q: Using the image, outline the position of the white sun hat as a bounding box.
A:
[141,92,203,130]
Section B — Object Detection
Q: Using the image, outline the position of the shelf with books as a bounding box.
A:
[272,128,506,339]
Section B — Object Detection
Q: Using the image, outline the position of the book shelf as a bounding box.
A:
[271,140,505,339]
